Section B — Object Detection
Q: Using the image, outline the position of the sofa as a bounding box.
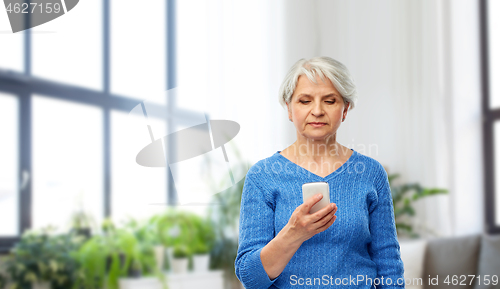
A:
[399,234,500,289]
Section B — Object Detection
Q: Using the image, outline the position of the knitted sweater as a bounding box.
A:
[235,149,405,289]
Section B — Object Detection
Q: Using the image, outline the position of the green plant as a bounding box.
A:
[124,216,161,247]
[70,211,95,231]
[189,216,216,255]
[387,171,448,238]
[172,245,190,259]
[101,217,116,233]
[0,271,6,288]
[122,218,157,275]
[121,216,168,286]
[69,211,96,241]
[71,216,168,289]
[192,242,209,255]
[157,210,196,250]
[72,218,138,289]
[1,226,85,289]
[71,234,108,289]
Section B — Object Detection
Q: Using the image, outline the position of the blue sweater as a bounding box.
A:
[235,149,405,289]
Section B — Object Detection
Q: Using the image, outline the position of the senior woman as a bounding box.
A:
[234,56,405,289]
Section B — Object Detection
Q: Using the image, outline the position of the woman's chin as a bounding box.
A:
[303,134,335,142]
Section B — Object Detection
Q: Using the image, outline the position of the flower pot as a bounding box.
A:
[128,267,142,278]
[32,281,51,289]
[170,257,189,274]
[74,228,92,239]
[154,245,165,272]
[193,254,210,272]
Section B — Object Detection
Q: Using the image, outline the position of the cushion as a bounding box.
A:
[474,234,500,289]
[399,238,427,289]
[423,234,480,289]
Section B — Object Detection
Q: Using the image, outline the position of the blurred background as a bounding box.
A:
[0,0,498,288]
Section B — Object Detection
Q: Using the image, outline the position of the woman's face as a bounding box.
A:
[286,74,349,142]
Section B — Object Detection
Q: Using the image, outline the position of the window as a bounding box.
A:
[0,0,193,252]
[481,0,500,234]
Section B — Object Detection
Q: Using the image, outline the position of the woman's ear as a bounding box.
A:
[342,102,350,121]
[286,102,292,121]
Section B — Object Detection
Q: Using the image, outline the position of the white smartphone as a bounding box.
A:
[302,182,330,214]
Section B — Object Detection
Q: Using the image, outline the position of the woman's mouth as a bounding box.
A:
[309,122,326,127]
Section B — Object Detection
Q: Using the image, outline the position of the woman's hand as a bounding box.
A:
[260,194,337,280]
[282,194,338,246]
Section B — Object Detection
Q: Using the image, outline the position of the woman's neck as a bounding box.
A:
[288,137,349,163]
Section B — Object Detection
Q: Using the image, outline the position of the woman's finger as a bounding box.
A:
[313,207,336,230]
[316,215,337,233]
[299,194,324,215]
[309,203,336,223]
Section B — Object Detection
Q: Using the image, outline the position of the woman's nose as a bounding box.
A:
[311,102,324,116]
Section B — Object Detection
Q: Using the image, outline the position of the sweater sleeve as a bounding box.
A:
[234,175,279,289]
[367,168,405,288]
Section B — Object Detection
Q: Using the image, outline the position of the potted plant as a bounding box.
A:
[72,218,138,289]
[69,210,95,240]
[192,242,210,272]
[121,216,168,287]
[1,226,85,289]
[156,209,196,272]
[190,217,216,272]
[68,196,96,240]
[387,170,449,239]
[139,215,167,273]
[170,245,190,274]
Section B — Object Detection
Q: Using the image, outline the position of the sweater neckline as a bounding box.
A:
[274,148,358,181]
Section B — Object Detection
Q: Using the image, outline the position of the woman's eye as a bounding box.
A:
[299,100,335,104]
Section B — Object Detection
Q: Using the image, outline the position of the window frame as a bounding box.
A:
[480,0,500,234]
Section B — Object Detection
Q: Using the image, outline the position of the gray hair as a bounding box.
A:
[278,56,358,111]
